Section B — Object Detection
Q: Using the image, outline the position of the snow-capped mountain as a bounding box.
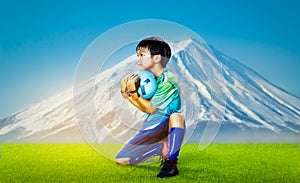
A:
[0,38,299,143]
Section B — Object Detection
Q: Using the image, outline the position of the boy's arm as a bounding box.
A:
[128,96,158,114]
[121,73,158,114]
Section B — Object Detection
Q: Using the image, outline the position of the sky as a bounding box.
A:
[1,0,300,118]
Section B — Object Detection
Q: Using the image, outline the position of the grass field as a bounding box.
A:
[0,143,299,182]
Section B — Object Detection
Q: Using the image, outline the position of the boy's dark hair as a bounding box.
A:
[136,36,171,68]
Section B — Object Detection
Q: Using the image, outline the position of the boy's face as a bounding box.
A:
[136,47,155,70]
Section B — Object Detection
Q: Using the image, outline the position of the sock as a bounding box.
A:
[166,127,185,161]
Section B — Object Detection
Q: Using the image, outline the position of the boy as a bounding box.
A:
[116,37,185,178]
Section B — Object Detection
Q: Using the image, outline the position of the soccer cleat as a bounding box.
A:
[157,158,179,178]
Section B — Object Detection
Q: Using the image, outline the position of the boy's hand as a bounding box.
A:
[126,73,140,100]
[120,76,129,99]
[120,73,140,100]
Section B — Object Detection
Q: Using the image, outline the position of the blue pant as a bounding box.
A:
[116,116,169,164]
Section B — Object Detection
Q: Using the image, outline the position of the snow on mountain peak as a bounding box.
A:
[0,38,299,143]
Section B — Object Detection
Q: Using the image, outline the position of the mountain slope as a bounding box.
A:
[0,38,299,143]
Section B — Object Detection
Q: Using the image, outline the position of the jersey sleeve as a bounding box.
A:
[151,81,179,110]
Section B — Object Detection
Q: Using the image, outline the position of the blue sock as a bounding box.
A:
[166,127,185,161]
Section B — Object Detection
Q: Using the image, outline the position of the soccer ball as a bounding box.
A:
[137,70,157,99]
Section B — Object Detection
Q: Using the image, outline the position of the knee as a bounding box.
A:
[115,158,131,165]
[170,113,184,128]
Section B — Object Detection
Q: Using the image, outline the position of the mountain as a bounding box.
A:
[0,38,299,143]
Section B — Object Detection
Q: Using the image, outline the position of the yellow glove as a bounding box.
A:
[120,75,129,99]
[120,73,140,100]
[127,73,140,100]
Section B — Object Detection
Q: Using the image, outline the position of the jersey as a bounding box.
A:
[141,69,182,130]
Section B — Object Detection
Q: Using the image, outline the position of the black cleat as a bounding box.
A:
[157,158,179,178]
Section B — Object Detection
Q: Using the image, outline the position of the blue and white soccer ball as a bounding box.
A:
[137,70,157,99]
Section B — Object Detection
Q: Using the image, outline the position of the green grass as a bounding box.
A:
[0,143,300,182]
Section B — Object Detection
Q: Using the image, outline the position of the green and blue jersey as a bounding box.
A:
[142,69,182,130]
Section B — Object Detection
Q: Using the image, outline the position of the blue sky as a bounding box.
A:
[1,0,300,118]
